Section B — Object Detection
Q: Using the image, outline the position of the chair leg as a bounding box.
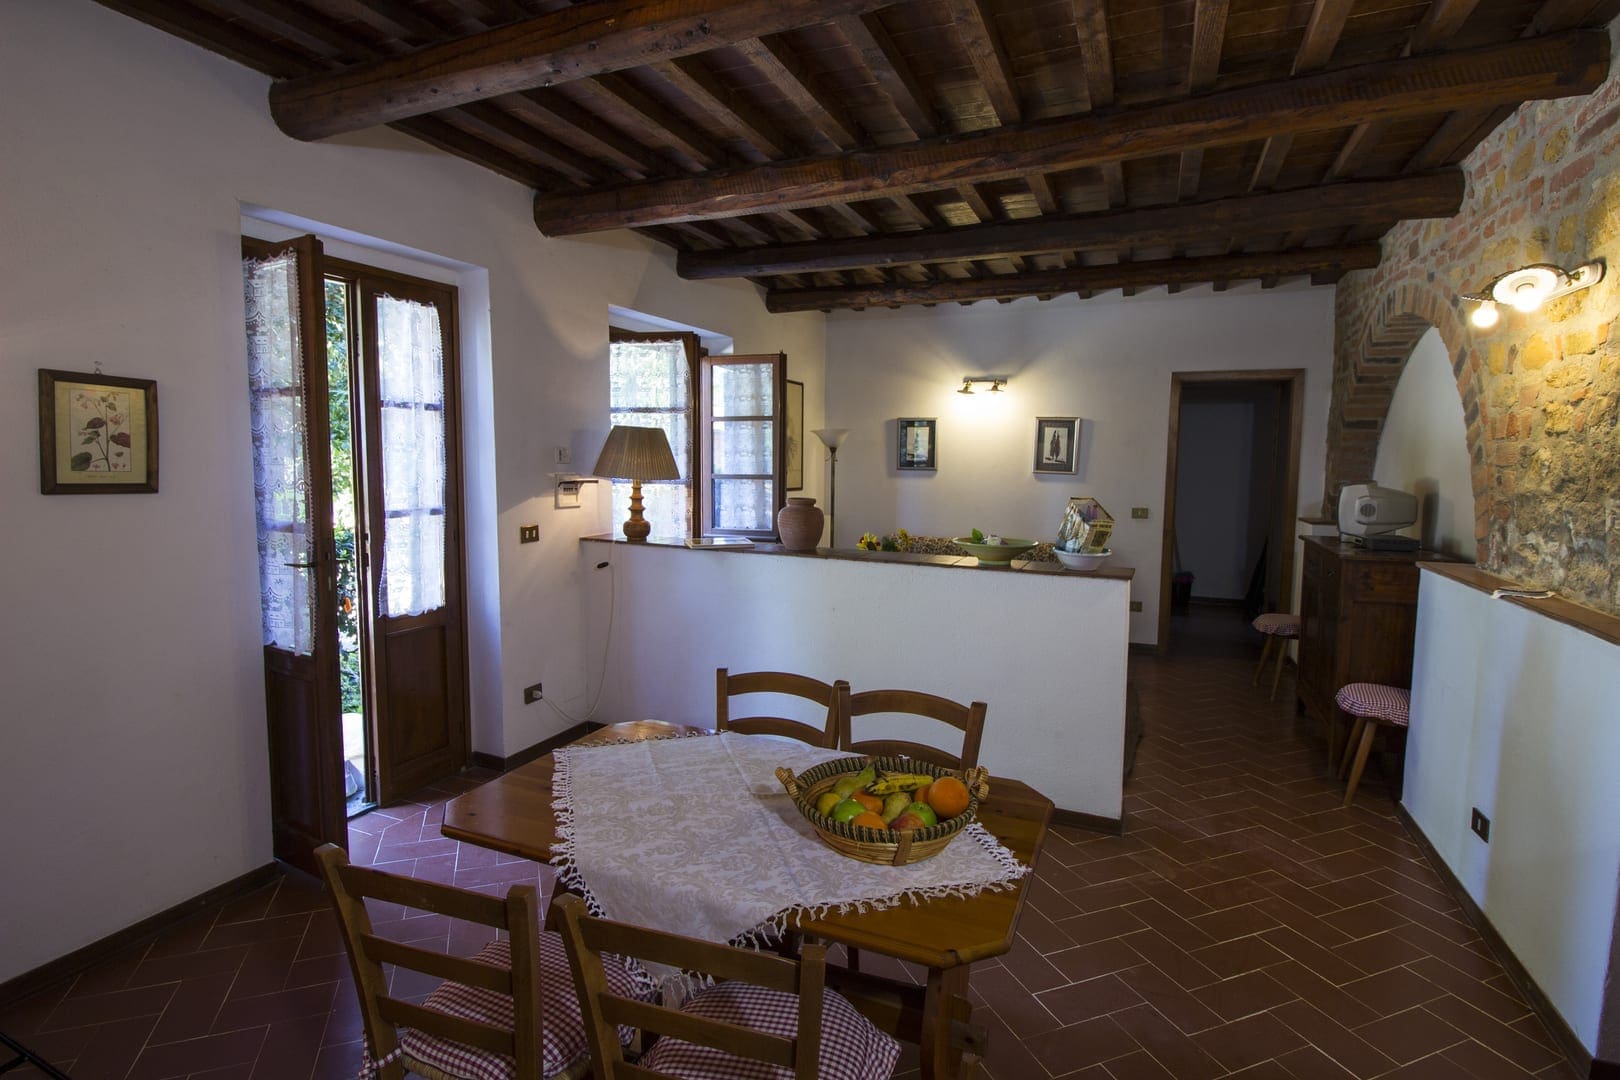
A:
[1339,717,1367,779]
[1252,636,1274,686]
[1268,638,1289,701]
[1343,721,1378,807]
[1326,710,1342,776]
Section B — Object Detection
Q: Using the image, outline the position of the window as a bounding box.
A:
[700,353,786,539]
[609,331,699,539]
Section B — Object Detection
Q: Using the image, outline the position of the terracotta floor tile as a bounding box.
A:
[1109,1003,1226,1080]
[1193,969,1298,1023]
[1269,999,1396,1079]
[1338,965,1445,1016]
[1352,1003,1467,1064]
[1191,1010,1307,1074]
[1024,1014,1140,1075]
[1036,974,1145,1027]
[1048,937,1149,984]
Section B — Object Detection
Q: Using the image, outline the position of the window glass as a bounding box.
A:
[610,337,692,538]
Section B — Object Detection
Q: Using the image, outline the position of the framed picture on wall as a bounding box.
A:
[1034,416,1078,474]
[39,368,159,494]
[897,417,937,470]
[785,379,804,491]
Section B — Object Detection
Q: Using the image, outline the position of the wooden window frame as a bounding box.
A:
[609,329,702,539]
[698,352,787,540]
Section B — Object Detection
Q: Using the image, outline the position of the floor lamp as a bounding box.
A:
[812,428,849,549]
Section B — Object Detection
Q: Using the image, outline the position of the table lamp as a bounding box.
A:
[592,425,680,541]
[812,428,850,549]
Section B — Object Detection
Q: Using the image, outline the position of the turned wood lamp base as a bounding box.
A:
[622,479,651,542]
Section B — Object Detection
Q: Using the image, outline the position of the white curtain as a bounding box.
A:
[376,294,447,617]
[243,252,315,654]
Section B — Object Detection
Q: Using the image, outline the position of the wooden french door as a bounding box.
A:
[241,235,347,875]
[698,352,787,539]
[347,268,469,803]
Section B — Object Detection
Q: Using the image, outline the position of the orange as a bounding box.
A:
[912,782,933,806]
[853,791,883,813]
[849,811,889,831]
[927,776,971,819]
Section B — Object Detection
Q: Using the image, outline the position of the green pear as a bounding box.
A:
[881,792,913,823]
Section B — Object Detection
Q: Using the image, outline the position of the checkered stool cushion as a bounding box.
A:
[1252,613,1302,637]
[399,934,645,1080]
[639,981,900,1080]
[1335,683,1410,726]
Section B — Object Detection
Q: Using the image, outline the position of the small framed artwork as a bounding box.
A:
[897,417,937,470]
[39,369,159,494]
[785,379,804,491]
[1034,416,1078,474]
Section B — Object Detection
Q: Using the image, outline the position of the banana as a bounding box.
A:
[866,772,934,796]
[833,764,878,799]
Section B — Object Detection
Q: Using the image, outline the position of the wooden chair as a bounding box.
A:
[836,686,987,770]
[716,668,845,747]
[552,895,899,1080]
[316,844,622,1080]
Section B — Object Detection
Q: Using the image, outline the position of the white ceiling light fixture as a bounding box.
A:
[1462,260,1604,329]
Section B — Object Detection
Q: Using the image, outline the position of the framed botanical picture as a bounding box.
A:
[39,369,159,494]
[785,379,804,491]
[1034,416,1078,474]
[897,417,937,470]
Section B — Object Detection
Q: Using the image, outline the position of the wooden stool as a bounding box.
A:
[1335,683,1410,807]
[1251,613,1301,701]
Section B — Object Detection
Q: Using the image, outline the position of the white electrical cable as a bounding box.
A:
[543,559,616,725]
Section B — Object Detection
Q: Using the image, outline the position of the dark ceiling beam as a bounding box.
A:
[268,0,905,140]
[1177,0,1229,200]
[503,90,664,178]
[568,73,728,168]
[651,57,801,159]
[732,36,865,151]
[764,245,1383,311]
[97,0,315,77]
[676,172,1463,278]
[532,32,1607,234]
[1249,0,1353,190]
[1070,0,1123,202]
[835,12,939,138]
[946,0,1022,125]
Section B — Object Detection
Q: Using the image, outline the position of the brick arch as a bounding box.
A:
[1323,278,1490,543]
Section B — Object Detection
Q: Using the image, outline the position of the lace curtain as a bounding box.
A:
[376,295,447,617]
[609,338,691,539]
[243,252,315,654]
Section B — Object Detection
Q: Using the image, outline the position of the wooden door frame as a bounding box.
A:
[1158,369,1305,654]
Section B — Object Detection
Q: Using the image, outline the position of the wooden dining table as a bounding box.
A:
[441,721,1054,1079]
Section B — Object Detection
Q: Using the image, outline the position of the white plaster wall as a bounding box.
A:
[1405,571,1620,1051]
[823,289,1335,644]
[0,0,824,982]
[1175,402,1255,600]
[1374,328,1478,560]
[581,544,1130,818]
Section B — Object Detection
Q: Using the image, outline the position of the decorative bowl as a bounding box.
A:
[952,537,1037,564]
[775,755,990,866]
[1055,547,1113,571]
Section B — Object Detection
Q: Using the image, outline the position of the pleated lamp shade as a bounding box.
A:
[592,425,680,482]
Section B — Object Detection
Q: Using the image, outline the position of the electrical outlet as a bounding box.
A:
[1471,807,1491,842]
[554,446,571,464]
[523,683,543,704]
[519,525,539,543]
[1131,507,1150,519]
[1129,600,1143,612]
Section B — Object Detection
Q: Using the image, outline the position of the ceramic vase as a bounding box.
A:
[776,497,824,552]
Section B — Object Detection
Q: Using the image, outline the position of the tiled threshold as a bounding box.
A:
[0,616,1581,1079]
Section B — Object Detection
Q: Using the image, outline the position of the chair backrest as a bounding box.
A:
[716,668,845,747]
[315,843,544,1080]
[553,894,828,1079]
[837,686,988,770]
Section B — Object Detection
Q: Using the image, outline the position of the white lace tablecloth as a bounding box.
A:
[550,732,1029,951]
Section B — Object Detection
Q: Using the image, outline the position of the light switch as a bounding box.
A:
[519,525,539,543]
[1131,507,1150,519]
[554,446,572,464]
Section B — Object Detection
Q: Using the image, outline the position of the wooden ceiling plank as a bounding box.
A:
[765,244,1383,311]
[393,114,565,189]
[533,32,1606,234]
[453,102,615,183]
[1177,150,1204,201]
[1102,162,1126,207]
[1325,119,1385,180]
[676,171,1463,277]
[731,36,865,151]
[944,0,1023,125]
[206,0,381,59]
[320,0,443,43]
[835,12,940,139]
[269,0,906,140]
[1251,0,1352,189]
[1176,0,1228,200]
[95,0,314,77]
[508,90,666,177]
[652,57,801,158]
[956,184,1000,223]
[571,73,727,168]
[1026,172,1061,214]
[1072,0,1116,109]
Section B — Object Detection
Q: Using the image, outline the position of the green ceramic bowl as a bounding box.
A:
[952,537,1037,564]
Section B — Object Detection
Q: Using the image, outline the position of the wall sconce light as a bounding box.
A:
[1462,261,1604,329]
[957,375,1010,394]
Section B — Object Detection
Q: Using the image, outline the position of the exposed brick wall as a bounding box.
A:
[1329,20,1620,614]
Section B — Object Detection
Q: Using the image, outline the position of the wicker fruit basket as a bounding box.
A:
[775,755,991,866]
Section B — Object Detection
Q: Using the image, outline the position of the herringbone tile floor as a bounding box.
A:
[0,612,1580,1078]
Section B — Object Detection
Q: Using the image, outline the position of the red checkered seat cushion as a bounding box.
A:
[639,981,900,1080]
[1335,683,1410,726]
[398,934,645,1079]
[1252,613,1302,637]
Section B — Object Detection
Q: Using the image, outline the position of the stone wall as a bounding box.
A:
[1328,20,1620,614]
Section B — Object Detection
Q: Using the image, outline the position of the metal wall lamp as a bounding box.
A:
[957,375,1010,394]
[1462,260,1604,329]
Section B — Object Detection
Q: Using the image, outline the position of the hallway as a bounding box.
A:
[0,638,1575,1078]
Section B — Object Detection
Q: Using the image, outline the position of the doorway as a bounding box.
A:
[1158,370,1304,655]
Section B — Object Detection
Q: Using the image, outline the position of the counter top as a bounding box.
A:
[1419,561,1620,648]
[580,534,1136,581]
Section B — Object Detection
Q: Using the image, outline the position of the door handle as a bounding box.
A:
[284,561,318,569]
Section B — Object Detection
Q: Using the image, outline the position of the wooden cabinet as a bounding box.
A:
[1296,537,1457,730]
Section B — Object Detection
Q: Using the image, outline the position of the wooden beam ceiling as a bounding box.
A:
[532,32,1608,234]
[269,0,906,139]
